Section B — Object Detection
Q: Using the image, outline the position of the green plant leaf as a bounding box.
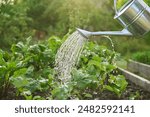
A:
[11,76,29,88]
[13,68,27,77]
[84,93,93,98]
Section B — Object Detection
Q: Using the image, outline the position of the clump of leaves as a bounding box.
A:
[70,41,128,99]
[0,36,62,99]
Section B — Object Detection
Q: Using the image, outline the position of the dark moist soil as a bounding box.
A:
[1,80,150,100]
[97,80,150,100]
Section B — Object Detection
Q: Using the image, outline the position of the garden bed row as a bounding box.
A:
[118,59,150,93]
[127,59,150,80]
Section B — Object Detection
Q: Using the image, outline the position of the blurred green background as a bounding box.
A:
[0,0,150,58]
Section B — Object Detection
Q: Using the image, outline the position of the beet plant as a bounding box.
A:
[0,34,127,100]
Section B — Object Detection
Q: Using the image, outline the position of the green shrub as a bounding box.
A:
[131,51,150,65]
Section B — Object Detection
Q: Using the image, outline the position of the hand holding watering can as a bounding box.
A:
[77,0,150,38]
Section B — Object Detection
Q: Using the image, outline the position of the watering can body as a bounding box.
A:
[115,0,150,36]
[77,0,150,38]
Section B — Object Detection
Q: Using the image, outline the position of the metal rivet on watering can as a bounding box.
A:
[77,0,150,39]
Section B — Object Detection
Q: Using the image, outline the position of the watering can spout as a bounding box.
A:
[77,28,132,39]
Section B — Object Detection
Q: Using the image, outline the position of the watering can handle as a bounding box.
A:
[114,0,118,15]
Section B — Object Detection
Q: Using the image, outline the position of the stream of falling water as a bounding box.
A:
[55,31,87,84]
[102,36,115,51]
[55,31,115,84]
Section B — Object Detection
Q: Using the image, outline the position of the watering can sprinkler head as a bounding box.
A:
[77,0,150,38]
[76,28,92,39]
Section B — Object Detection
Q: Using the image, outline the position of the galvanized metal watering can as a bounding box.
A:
[77,0,150,39]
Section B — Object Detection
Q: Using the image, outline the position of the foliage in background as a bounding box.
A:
[1,0,150,57]
[0,0,117,48]
[117,0,150,8]
[0,0,32,49]
[131,51,150,65]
